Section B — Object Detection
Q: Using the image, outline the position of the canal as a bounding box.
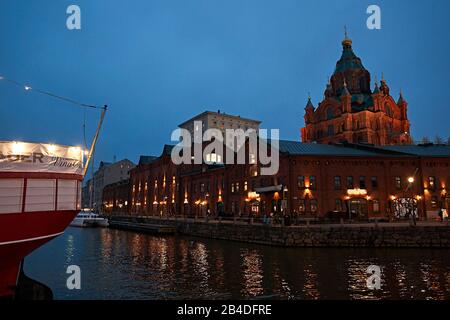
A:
[24,227,450,300]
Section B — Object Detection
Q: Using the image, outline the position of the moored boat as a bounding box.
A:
[70,211,109,228]
[0,141,85,297]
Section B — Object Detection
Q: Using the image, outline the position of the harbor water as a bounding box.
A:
[24,227,450,300]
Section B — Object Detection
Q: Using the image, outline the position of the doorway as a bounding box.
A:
[348,199,368,219]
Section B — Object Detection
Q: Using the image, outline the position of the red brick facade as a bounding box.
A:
[102,142,450,222]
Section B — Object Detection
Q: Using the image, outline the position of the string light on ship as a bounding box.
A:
[0,74,105,110]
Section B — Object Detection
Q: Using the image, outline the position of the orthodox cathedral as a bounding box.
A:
[301,32,412,145]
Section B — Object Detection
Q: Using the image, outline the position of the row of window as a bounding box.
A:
[0,179,81,214]
[296,175,441,191]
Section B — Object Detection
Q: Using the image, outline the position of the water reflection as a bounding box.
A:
[240,249,264,297]
[25,228,450,300]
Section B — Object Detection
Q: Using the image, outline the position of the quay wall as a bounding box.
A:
[108,216,450,248]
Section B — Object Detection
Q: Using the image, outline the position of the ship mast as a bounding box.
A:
[83,105,107,177]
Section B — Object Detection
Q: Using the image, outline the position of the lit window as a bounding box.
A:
[373,200,380,213]
[244,181,248,191]
[310,199,318,213]
[395,177,402,189]
[431,196,438,208]
[309,176,316,190]
[429,177,436,191]
[298,176,305,188]
[335,199,342,211]
[299,200,305,213]
[334,176,341,190]
[347,176,354,189]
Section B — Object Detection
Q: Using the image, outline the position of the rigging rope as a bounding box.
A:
[0,74,106,110]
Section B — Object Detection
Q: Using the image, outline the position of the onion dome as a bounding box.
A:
[335,28,366,74]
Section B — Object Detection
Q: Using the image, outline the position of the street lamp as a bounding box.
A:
[407,176,416,225]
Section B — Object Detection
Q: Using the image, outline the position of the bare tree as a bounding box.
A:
[447,137,450,145]
[435,135,444,145]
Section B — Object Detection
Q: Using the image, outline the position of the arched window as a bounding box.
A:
[385,104,393,117]
[326,107,334,120]
[359,77,366,92]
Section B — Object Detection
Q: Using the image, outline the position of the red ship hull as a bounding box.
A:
[0,210,78,297]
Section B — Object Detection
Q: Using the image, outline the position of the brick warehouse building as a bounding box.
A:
[102,34,450,221]
[103,139,450,221]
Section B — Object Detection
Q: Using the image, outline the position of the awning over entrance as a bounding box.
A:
[254,184,283,193]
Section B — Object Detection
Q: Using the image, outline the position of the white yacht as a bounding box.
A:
[70,211,109,228]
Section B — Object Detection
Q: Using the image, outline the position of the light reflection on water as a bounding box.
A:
[24,227,450,300]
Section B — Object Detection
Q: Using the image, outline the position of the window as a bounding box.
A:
[57,180,78,210]
[297,176,305,188]
[373,200,380,213]
[371,176,378,189]
[347,176,354,189]
[0,179,24,214]
[431,196,438,208]
[205,153,222,164]
[310,199,318,213]
[326,107,334,120]
[359,176,366,189]
[249,154,256,164]
[231,183,235,193]
[200,183,205,193]
[395,177,402,189]
[25,179,56,212]
[335,199,342,211]
[309,176,316,190]
[327,125,334,136]
[429,177,436,191]
[236,182,240,192]
[244,181,248,191]
[334,176,342,190]
[299,200,305,213]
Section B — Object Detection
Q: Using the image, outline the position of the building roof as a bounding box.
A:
[379,145,450,157]
[334,40,366,74]
[138,155,158,165]
[276,140,391,157]
[178,111,261,128]
[275,140,450,158]
[161,144,175,157]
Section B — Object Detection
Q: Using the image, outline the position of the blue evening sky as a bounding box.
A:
[1,0,449,168]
